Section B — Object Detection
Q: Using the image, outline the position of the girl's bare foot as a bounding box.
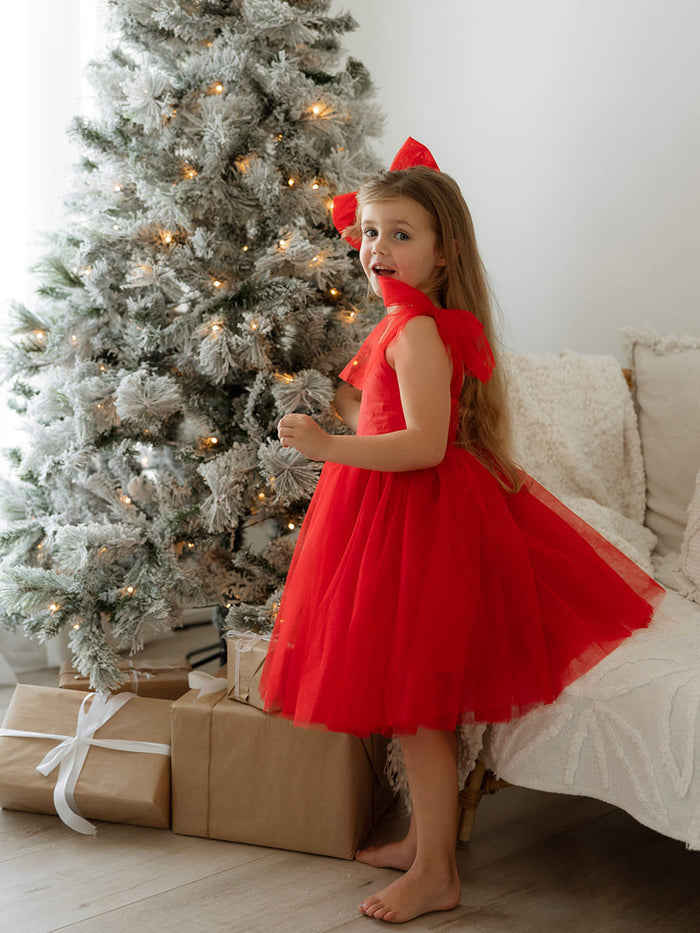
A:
[355,837,416,871]
[357,814,417,870]
[358,864,461,924]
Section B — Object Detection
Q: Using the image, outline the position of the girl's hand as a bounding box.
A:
[277,414,332,461]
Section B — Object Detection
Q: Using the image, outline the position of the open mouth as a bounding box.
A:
[372,265,395,276]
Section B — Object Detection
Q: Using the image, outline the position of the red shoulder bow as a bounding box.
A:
[332,137,440,250]
[379,277,495,384]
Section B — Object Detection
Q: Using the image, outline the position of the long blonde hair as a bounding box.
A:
[348,166,524,494]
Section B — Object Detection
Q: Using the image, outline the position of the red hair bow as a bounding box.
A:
[332,137,440,250]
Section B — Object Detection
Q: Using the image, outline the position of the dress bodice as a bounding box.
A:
[338,279,495,443]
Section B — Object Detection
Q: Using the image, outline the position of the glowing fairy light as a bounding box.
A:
[211,323,222,333]
[329,287,339,297]
[250,320,259,331]
[34,330,45,340]
[209,436,218,445]
[287,522,295,530]
[311,104,322,115]
[287,177,296,187]
[257,492,266,500]
[73,623,80,630]
[113,183,122,192]
[242,245,249,252]
[126,586,135,595]
[278,239,288,249]
[49,603,59,613]
[212,279,222,288]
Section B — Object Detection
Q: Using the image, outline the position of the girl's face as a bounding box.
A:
[359,196,446,304]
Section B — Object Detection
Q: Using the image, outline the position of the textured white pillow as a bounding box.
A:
[621,326,700,556]
[681,467,700,593]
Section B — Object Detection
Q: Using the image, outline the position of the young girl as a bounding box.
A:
[259,138,666,924]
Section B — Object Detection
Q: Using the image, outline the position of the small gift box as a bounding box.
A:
[225,630,277,711]
[0,684,171,833]
[58,657,192,700]
[172,676,394,859]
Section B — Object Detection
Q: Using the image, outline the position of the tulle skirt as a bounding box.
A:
[258,446,666,737]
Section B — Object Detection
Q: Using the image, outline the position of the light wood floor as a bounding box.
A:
[2,625,700,933]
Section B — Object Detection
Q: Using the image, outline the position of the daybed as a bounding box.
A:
[393,325,700,850]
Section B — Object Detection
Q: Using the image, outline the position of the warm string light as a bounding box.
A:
[119,494,132,504]
[182,164,198,180]
[113,183,122,192]
[287,522,295,530]
[206,81,224,95]
[287,177,296,187]
[33,330,45,341]
[70,334,78,345]
[328,287,340,298]
[278,238,289,250]
[49,603,59,613]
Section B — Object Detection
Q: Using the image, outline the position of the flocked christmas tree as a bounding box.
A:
[0,0,383,690]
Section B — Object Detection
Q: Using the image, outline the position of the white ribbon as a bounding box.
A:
[187,670,227,700]
[123,661,155,694]
[227,630,270,700]
[0,691,171,836]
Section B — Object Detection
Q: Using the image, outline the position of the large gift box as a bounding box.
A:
[172,673,394,859]
[225,629,277,710]
[59,657,192,700]
[0,684,171,833]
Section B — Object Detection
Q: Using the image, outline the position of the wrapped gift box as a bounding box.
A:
[224,630,277,711]
[172,675,394,859]
[58,657,192,700]
[0,684,171,831]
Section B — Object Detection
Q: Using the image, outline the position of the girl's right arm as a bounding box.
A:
[333,382,362,433]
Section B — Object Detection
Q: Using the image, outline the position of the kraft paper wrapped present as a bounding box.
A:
[225,629,279,711]
[172,673,394,859]
[0,684,172,833]
[58,657,192,700]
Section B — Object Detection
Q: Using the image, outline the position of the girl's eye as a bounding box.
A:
[395,231,410,241]
[362,228,377,238]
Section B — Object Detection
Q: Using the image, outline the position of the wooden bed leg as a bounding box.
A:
[457,759,486,842]
[457,760,511,843]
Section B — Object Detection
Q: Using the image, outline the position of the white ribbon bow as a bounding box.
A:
[0,691,171,836]
[227,630,270,700]
[187,670,227,700]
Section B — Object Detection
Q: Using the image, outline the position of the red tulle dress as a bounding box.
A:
[258,279,666,737]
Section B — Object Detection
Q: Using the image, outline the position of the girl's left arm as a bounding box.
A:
[278,316,452,471]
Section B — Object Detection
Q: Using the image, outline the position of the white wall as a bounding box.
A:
[335,0,700,360]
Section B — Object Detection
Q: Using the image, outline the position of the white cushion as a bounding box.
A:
[621,327,700,556]
[680,468,700,595]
